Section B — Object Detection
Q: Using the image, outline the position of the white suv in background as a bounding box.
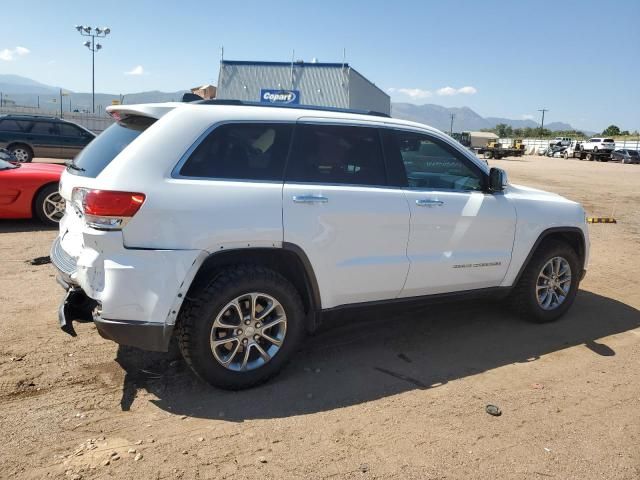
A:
[581,137,616,152]
[52,101,589,389]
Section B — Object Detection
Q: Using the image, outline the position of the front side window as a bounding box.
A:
[179,123,293,181]
[383,129,484,191]
[286,124,386,186]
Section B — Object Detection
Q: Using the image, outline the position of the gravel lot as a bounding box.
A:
[1,155,638,479]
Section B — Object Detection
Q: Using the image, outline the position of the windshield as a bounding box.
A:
[0,158,18,170]
[68,115,156,178]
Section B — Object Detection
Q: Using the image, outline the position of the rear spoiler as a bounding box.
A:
[105,102,179,121]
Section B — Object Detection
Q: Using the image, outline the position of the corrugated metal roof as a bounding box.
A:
[216,60,390,114]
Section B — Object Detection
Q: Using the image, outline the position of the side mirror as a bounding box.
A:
[489,167,508,192]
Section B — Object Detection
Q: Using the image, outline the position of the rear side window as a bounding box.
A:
[286,124,386,186]
[179,123,293,180]
[603,139,614,143]
[69,115,155,177]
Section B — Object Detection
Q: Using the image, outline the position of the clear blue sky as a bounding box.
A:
[1,0,638,131]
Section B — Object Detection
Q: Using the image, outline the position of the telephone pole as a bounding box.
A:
[538,108,549,136]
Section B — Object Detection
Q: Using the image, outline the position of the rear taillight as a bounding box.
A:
[72,188,145,230]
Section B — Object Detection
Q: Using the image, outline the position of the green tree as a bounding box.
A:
[495,123,513,137]
[602,125,621,136]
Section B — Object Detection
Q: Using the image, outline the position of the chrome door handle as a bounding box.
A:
[416,199,444,207]
[293,195,329,204]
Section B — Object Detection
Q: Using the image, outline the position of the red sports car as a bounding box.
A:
[0,157,65,226]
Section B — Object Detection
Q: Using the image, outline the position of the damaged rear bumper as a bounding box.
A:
[56,284,174,352]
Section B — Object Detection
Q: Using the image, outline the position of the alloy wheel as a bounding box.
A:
[43,192,65,222]
[536,256,572,310]
[210,292,287,372]
[12,148,30,162]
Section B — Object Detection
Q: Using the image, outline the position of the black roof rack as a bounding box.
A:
[0,113,62,121]
[190,99,390,118]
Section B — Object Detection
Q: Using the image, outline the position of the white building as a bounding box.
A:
[216,60,390,115]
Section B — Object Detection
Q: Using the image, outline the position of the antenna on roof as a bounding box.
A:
[342,47,346,69]
[290,49,295,89]
[220,45,224,62]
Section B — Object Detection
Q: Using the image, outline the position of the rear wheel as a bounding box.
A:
[34,184,64,226]
[9,144,33,162]
[483,151,493,159]
[586,153,594,161]
[509,240,580,323]
[177,265,305,390]
[563,152,569,159]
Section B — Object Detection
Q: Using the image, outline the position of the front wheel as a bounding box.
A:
[483,151,493,159]
[177,265,305,390]
[509,240,580,323]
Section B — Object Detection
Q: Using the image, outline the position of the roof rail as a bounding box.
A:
[192,99,390,118]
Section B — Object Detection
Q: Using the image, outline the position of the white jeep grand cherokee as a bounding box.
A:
[52,101,589,389]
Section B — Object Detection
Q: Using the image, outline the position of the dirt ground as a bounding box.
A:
[1,155,638,480]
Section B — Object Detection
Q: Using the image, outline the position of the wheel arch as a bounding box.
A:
[512,227,586,287]
[178,244,322,333]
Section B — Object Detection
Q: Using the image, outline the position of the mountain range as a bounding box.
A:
[0,74,187,112]
[0,74,583,133]
[391,103,576,133]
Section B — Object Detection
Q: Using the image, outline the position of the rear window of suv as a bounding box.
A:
[68,115,155,177]
[603,139,614,143]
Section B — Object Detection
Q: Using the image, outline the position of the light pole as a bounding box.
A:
[60,89,70,117]
[75,25,111,114]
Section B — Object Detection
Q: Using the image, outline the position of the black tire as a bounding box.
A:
[9,144,33,162]
[176,265,305,390]
[509,239,581,323]
[34,183,63,226]
[484,151,493,159]
[563,152,568,159]
[593,146,598,153]
[586,153,594,161]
